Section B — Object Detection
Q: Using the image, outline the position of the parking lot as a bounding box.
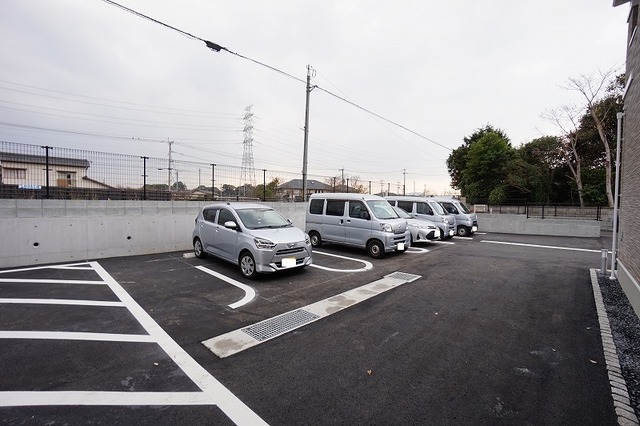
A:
[0,232,619,425]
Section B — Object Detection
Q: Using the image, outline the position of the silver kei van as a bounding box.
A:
[192,202,312,279]
[385,196,456,240]
[430,196,478,237]
[305,193,410,259]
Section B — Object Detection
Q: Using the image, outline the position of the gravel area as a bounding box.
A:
[597,270,640,420]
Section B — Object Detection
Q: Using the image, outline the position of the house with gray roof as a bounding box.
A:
[278,178,332,201]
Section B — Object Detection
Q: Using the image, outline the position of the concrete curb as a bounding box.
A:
[590,268,640,426]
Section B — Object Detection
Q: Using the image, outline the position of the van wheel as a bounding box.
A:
[309,231,322,247]
[193,238,207,259]
[367,240,385,259]
[239,252,257,279]
[457,226,469,237]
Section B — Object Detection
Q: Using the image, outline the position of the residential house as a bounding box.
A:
[278,178,332,201]
[613,0,639,315]
[0,152,112,190]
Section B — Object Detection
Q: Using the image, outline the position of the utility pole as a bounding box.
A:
[403,169,406,195]
[302,65,315,202]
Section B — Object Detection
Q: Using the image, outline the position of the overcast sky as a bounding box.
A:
[0,0,630,194]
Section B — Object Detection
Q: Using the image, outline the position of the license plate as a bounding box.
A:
[472,226,478,232]
[397,242,405,251]
[282,257,296,268]
[449,230,455,236]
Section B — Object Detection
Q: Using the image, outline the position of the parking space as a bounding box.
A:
[0,232,620,425]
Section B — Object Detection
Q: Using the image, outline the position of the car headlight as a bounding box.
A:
[381,223,393,233]
[304,233,311,245]
[254,237,276,249]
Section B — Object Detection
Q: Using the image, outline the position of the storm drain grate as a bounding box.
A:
[241,309,320,342]
[385,271,421,283]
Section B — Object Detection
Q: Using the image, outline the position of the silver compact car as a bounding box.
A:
[192,202,313,279]
[392,206,440,244]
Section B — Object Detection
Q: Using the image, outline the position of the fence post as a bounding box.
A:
[263,169,266,201]
[42,145,51,199]
[141,156,148,200]
[541,205,545,220]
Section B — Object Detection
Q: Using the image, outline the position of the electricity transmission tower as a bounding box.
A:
[240,105,256,196]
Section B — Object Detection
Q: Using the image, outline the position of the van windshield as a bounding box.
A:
[458,202,471,214]
[236,208,290,229]
[429,201,447,215]
[367,200,399,219]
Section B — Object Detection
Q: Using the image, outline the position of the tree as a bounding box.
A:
[542,105,586,206]
[255,177,281,201]
[460,131,514,203]
[447,125,509,193]
[563,69,623,207]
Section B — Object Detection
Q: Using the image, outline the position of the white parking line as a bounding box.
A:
[196,265,256,309]
[0,261,267,426]
[481,240,605,253]
[0,298,125,307]
[406,247,430,254]
[0,331,156,342]
[203,271,421,358]
[309,250,373,272]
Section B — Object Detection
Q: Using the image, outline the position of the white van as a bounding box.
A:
[430,196,478,237]
[385,196,456,240]
[306,193,410,258]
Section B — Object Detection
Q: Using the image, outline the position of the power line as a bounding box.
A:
[100,0,450,152]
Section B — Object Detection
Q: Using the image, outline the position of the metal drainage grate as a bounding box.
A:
[241,309,320,342]
[385,271,421,283]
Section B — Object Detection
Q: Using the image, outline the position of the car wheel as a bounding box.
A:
[457,226,469,237]
[366,240,385,259]
[309,231,322,247]
[239,252,257,279]
[193,238,207,259]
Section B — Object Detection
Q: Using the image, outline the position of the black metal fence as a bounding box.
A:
[476,204,606,221]
[0,141,384,201]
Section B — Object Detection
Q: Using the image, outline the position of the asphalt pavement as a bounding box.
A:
[1,231,639,425]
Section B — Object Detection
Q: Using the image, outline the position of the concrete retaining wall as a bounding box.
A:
[0,200,601,269]
[476,213,601,237]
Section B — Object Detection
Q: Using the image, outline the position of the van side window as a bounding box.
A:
[309,199,324,215]
[416,202,433,215]
[349,201,370,220]
[397,201,413,212]
[218,209,236,225]
[203,208,218,222]
[326,200,345,216]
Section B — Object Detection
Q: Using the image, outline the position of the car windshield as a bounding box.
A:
[392,206,412,219]
[367,200,399,219]
[458,202,471,214]
[236,208,291,229]
[430,201,447,215]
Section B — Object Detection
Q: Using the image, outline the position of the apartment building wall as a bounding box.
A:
[615,0,640,316]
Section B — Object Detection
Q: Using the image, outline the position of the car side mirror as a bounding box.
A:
[224,220,238,230]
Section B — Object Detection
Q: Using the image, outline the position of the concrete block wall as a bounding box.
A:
[476,213,601,237]
[0,200,604,269]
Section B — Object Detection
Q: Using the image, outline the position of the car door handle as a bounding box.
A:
[346,219,351,223]
[340,219,344,224]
